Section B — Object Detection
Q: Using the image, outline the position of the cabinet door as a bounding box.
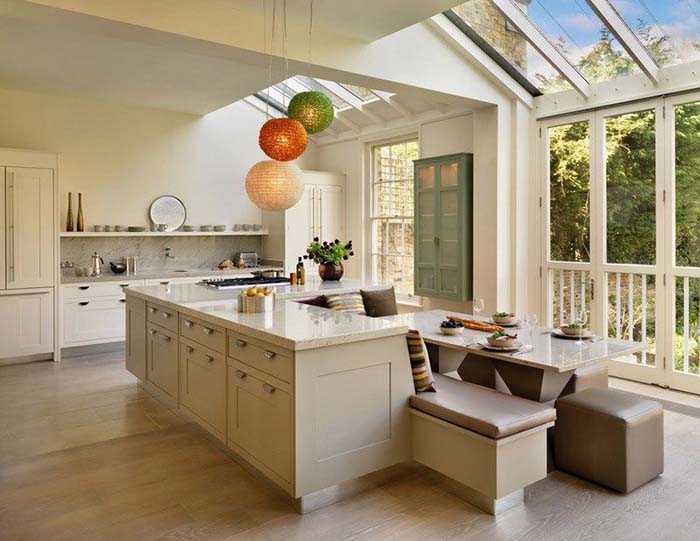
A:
[125,296,147,381]
[436,160,462,297]
[180,341,226,437]
[0,289,53,358]
[285,184,316,274]
[0,167,5,290]
[63,297,126,346]
[6,167,54,289]
[318,185,344,241]
[228,361,291,483]
[147,323,178,399]
[415,163,438,295]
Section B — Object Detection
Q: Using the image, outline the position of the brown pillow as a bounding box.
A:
[296,295,328,308]
[361,287,398,317]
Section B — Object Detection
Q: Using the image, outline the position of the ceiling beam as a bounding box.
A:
[373,90,414,119]
[489,0,590,98]
[332,112,361,132]
[314,79,386,125]
[585,0,659,83]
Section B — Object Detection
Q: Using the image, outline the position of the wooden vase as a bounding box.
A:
[77,193,84,232]
[66,192,74,232]
[318,262,344,281]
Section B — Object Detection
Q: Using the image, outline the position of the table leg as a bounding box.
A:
[493,360,575,403]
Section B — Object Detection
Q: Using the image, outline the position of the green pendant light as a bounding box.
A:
[288,91,334,134]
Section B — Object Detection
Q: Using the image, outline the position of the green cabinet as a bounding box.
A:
[414,153,473,301]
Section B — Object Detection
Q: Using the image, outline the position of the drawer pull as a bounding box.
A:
[206,355,214,363]
[262,383,275,394]
[120,284,129,288]
[79,286,90,290]
[149,329,157,335]
[162,335,172,342]
[263,350,275,359]
[160,281,170,285]
[186,346,194,353]
[203,328,214,335]
[235,370,246,379]
[120,299,126,303]
[149,307,157,313]
[79,301,89,306]
[235,339,247,348]
[184,320,193,328]
[162,312,172,319]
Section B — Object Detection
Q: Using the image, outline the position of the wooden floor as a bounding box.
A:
[2,353,700,541]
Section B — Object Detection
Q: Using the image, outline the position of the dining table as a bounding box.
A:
[381,310,647,403]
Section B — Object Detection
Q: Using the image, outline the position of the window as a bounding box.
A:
[370,139,419,300]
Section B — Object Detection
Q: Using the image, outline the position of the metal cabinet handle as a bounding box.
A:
[186,345,194,353]
[79,301,89,306]
[149,329,157,335]
[203,328,214,335]
[162,312,171,319]
[184,320,193,328]
[262,383,275,394]
[160,281,170,285]
[235,339,247,347]
[206,355,214,363]
[235,370,246,379]
[149,307,157,313]
[162,335,171,342]
[119,299,126,303]
[79,286,90,291]
[120,284,129,288]
[263,350,275,359]
[7,175,14,282]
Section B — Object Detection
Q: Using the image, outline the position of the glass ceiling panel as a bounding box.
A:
[608,0,700,66]
[341,84,378,102]
[516,0,640,84]
[452,1,571,94]
[295,76,350,109]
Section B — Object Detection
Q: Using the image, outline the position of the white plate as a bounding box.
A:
[149,195,187,232]
[478,339,523,352]
[487,318,520,328]
[552,328,593,339]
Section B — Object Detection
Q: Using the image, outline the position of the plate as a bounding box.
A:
[478,339,523,352]
[552,328,593,339]
[487,318,520,328]
[149,195,187,232]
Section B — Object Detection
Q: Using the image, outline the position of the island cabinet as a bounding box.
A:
[146,302,179,400]
[125,296,146,381]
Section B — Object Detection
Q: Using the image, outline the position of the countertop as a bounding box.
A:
[61,266,283,285]
[126,279,406,351]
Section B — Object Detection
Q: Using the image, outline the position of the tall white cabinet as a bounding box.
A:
[0,150,57,363]
[263,171,346,275]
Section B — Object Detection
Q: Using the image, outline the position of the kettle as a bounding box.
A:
[90,252,104,276]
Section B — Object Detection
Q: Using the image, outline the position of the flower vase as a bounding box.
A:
[318,262,344,281]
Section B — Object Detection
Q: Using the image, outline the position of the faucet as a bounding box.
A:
[165,247,176,262]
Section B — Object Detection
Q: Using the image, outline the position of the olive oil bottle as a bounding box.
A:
[296,256,305,285]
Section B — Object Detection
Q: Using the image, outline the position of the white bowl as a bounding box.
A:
[560,325,588,336]
[493,314,517,325]
[440,326,463,336]
[487,335,517,347]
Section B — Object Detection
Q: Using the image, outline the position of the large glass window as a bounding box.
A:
[371,139,419,299]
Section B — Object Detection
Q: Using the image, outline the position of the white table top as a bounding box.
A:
[381,310,646,373]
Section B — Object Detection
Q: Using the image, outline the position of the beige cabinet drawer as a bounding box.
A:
[228,332,292,383]
[180,338,226,438]
[63,296,126,346]
[180,315,226,353]
[147,323,178,400]
[147,302,178,333]
[227,359,291,483]
[63,282,136,300]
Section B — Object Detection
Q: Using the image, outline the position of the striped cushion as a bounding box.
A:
[406,330,436,393]
[325,292,366,315]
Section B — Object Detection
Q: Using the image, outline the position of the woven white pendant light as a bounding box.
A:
[245,160,304,211]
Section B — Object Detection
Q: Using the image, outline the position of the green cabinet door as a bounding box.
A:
[414,153,473,301]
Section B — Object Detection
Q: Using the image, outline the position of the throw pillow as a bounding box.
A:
[361,287,398,317]
[296,295,328,308]
[325,292,366,315]
[405,330,436,393]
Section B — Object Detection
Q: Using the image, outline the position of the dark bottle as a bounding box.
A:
[296,256,305,286]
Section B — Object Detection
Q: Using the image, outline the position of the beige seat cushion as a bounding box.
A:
[556,387,660,421]
[561,363,608,397]
[410,374,556,439]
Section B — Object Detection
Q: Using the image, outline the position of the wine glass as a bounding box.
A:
[473,297,485,320]
[575,308,588,345]
[524,313,538,339]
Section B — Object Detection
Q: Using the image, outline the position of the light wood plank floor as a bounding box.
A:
[2,352,700,540]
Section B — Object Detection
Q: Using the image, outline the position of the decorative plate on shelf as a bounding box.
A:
[149,195,186,232]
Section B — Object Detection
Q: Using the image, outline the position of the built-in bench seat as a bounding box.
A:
[410,374,556,515]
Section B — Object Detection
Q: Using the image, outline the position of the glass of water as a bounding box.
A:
[473,297,485,319]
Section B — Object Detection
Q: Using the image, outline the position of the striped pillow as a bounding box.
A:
[406,330,436,393]
[325,292,366,315]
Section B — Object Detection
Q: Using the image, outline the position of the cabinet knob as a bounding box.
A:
[206,355,214,363]
[203,328,214,335]
[184,320,193,328]
[162,335,171,342]
[235,339,247,347]
[120,299,126,303]
[235,370,246,379]
[262,383,275,394]
[149,307,157,313]
[186,346,194,353]
[162,312,171,319]
[149,329,157,335]
[263,350,275,359]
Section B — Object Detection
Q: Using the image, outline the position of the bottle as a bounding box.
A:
[66,192,74,232]
[296,257,305,286]
[77,193,85,232]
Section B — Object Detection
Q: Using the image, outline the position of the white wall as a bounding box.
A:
[0,87,318,229]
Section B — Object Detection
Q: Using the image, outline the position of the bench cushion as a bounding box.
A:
[410,374,556,439]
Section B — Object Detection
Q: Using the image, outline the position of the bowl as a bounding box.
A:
[93,225,105,232]
[487,334,518,348]
[492,313,517,325]
[200,225,213,232]
[560,325,588,336]
[440,326,463,336]
[157,223,168,232]
[115,226,127,232]
[214,225,226,232]
[110,262,127,274]
[128,226,146,232]
[233,224,241,231]
[182,225,195,232]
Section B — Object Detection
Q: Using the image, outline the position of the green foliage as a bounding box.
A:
[303,238,355,265]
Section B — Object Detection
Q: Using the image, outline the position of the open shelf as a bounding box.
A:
[59,230,268,238]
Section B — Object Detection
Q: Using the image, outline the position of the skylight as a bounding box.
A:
[340,84,378,103]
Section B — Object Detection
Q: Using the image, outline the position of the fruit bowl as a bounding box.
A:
[440,319,464,336]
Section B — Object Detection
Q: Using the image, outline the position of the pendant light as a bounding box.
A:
[259,117,308,161]
[287,0,334,134]
[246,160,304,211]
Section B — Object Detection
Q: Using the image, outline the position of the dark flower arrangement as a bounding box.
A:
[303,237,355,265]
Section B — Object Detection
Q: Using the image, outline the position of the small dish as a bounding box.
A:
[479,339,523,352]
[93,225,105,232]
[487,332,518,348]
[115,226,127,232]
[182,225,195,232]
[157,223,168,232]
[200,225,213,232]
[553,328,594,339]
[241,224,252,231]
[214,225,226,232]
[252,224,263,231]
[440,326,463,336]
[128,226,146,232]
[104,225,114,232]
[233,224,241,231]
[492,312,517,326]
[560,325,590,337]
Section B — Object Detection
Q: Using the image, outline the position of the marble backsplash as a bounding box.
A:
[61,236,264,271]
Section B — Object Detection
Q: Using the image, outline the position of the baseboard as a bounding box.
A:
[0,352,54,366]
[61,341,125,358]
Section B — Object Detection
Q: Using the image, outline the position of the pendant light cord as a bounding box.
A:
[307,0,313,75]
[282,0,288,109]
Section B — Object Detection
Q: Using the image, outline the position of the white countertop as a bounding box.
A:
[61,267,282,285]
[126,279,406,351]
[382,310,646,373]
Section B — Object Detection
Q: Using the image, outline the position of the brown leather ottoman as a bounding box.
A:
[554,388,663,493]
[560,363,609,397]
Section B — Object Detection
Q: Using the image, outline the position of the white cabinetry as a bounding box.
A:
[0,289,54,358]
[263,171,346,275]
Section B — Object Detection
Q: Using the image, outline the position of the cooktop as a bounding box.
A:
[200,276,291,290]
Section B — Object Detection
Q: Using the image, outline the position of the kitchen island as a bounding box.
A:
[124,279,413,512]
